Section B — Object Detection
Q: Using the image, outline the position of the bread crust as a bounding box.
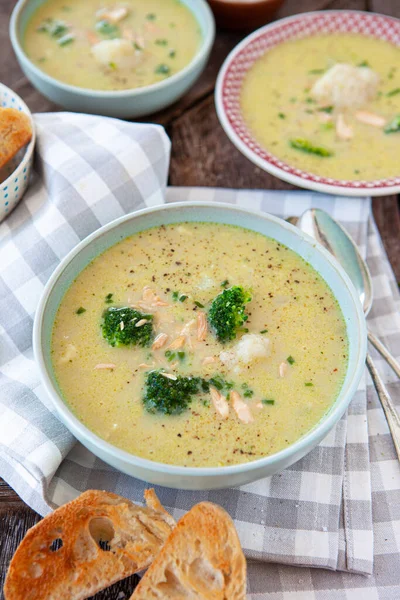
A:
[0,108,32,169]
[4,489,175,600]
[131,501,247,599]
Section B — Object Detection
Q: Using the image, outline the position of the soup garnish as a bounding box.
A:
[24,0,202,91]
[52,222,348,467]
[241,34,400,181]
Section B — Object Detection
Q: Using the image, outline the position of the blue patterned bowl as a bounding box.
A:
[0,83,35,223]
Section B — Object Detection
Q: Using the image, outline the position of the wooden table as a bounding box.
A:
[1,0,399,597]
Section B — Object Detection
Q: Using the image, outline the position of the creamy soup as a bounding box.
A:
[24,0,201,91]
[52,223,348,467]
[241,34,400,181]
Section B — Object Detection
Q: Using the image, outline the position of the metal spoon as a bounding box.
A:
[292,208,400,460]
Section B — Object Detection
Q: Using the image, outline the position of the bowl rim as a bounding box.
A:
[33,201,367,478]
[9,0,215,98]
[215,9,400,197]
[0,82,36,191]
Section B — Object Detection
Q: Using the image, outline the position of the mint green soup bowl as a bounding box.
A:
[33,202,367,490]
[10,0,215,118]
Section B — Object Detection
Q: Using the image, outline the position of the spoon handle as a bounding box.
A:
[366,353,400,461]
[368,330,400,379]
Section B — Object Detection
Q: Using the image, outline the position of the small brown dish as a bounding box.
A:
[207,0,284,31]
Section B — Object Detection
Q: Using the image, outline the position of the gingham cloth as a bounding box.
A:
[1,114,399,597]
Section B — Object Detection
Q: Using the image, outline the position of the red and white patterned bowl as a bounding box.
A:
[215,10,400,196]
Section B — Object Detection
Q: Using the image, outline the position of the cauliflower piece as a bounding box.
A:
[220,334,271,372]
[91,39,139,69]
[311,63,380,110]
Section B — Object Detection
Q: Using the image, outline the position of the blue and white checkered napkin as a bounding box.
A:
[3,112,398,582]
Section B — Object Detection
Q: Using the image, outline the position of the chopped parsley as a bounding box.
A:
[169,49,176,58]
[38,19,68,37]
[177,351,185,360]
[220,279,229,288]
[358,60,370,67]
[57,32,74,46]
[179,295,188,302]
[262,399,275,405]
[317,105,334,114]
[384,115,400,134]
[76,307,86,315]
[308,68,325,75]
[165,350,176,362]
[155,38,168,46]
[155,64,171,75]
[95,20,119,38]
[278,112,286,119]
[387,88,400,97]
[105,293,114,304]
[287,356,295,365]
[172,291,179,301]
[208,375,234,392]
[260,329,268,334]
[194,301,204,308]
[305,382,314,387]
[146,13,156,20]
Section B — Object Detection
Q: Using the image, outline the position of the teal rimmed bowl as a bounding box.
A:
[33,202,367,490]
[10,0,215,118]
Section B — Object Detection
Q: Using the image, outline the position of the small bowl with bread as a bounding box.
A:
[0,83,35,222]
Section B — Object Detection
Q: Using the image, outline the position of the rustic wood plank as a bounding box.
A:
[372,197,400,281]
[369,0,400,18]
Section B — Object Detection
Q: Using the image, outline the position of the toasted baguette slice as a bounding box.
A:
[0,107,32,169]
[4,489,175,600]
[131,502,247,599]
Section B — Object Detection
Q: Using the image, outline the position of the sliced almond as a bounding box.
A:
[279,362,288,378]
[135,319,148,328]
[160,372,177,381]
[94,363,116,370]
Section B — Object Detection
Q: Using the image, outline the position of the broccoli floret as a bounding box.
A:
[102,306,153,347]
[208,286,251,343]
[143,371,203,415]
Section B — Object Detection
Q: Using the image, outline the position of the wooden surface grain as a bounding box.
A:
[1,0,400,597]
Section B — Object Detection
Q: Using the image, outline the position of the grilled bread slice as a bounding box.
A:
[4,489,175,600]
[0,107,32,170]
[131,501,247,599]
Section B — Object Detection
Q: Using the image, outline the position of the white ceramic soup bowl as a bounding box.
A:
[33,202,367,490]
[10,0,215,118]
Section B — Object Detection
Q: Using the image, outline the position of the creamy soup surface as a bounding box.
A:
[52,223,348,467]
[241,34,400,181]
[24,0,201,91]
